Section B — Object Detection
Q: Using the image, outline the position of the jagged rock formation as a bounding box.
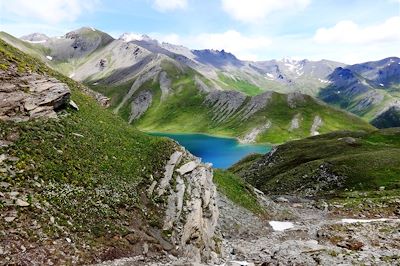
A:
[150,148,220,263]
[0,65,70,121]
[204,91,246,123]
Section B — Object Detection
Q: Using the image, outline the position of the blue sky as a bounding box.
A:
[1,0,399,63]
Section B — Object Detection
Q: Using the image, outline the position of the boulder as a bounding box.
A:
[176,161,198,175]
[0,68,70,121]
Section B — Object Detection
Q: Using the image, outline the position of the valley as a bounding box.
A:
[0,28,387,145]
[1,24,400,266]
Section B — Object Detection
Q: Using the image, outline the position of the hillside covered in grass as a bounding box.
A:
[91,62,374,144]
[230,128,400,197]
[0,38,219,264]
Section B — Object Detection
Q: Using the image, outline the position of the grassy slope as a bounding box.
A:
[0,39,175,263]
[217,73,265,96]
[213,169,265,215]
[0,31,51,61]
[230,129,400,197]
[104,64,374,144]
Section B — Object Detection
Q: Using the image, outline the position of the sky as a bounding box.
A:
[1,0,399,63]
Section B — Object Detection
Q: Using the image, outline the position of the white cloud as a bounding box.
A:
[314,16,400,45]
[153,30,271,60]
[152,0,187,12]
[1,0,98,24]
[221,0,310,23]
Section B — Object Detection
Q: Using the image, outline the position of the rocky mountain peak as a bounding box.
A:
[20,32,49,43]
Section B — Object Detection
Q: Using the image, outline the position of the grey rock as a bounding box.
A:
[4,216,16,222]
[159,71,171,101]
[0,69,70,121]
[310,115,323,136]
[157,151,183,196]
[176,161,198,175]
[129,90,152,122]
[15,199,30,207]
[69,100,79,110]
[289,113,302,131]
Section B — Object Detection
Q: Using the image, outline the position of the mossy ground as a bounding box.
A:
[230,129,400,198]
[213,169,265,215]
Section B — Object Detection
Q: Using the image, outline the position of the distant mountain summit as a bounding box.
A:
[20,32,49,43]
[319,57,400,124]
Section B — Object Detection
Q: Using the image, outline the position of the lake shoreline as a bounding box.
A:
[147,131,272,169]
[144,130,277,146]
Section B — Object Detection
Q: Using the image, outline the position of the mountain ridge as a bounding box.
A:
[0,28,379,143]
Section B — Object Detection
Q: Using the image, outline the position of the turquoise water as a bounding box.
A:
[150,132,271,169]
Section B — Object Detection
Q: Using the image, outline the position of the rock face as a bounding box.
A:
[239,121,271,143]
[310,115,323,136]
[150,148,220,263]
[0,66,70,121]
[289,113,302,131]
[129,90,152,122]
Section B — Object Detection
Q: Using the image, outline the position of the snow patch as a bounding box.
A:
[25,40,47,44]
[269,221,294,231]
[379,83,384,87]
[90,27,96,32]
[46,56,52,60]
[266,73,274,78]
[318,78,330,84]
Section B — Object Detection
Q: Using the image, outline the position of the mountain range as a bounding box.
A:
[1,27,399,143]
[1,26,400,265]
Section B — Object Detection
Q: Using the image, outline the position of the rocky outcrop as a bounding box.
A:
[239,91,273,120]
[287,92,306,108]
[159,71,171,101]
[0,67,70,121]
[79,86,110,107]
[205,90,246,123]
[149,148,220,263]
[310,115,323,136]
[194,75,211,93]
[239,121,271,143]
[129,90,152,122]
[114,65,161,114]
[289,113,302,131]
